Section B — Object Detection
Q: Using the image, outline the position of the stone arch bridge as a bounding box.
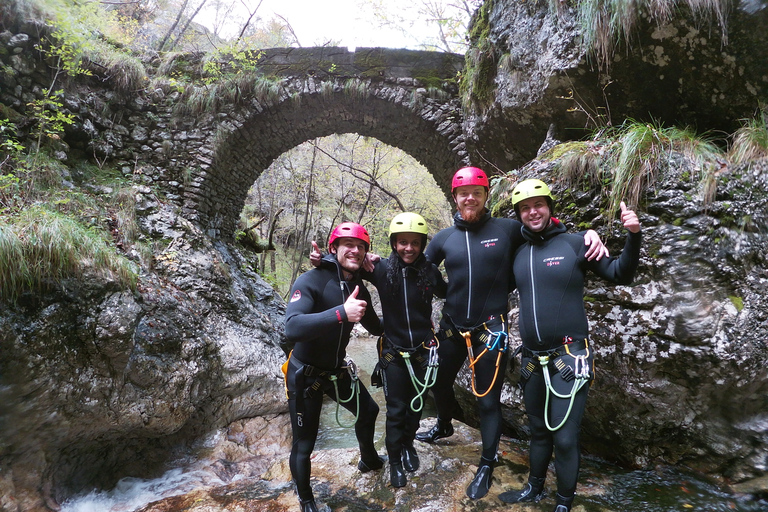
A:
[125,47,467,238]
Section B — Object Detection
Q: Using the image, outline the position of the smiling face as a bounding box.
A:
[517,196,551,232]
[453,185,488,223]
[394,232,424,265]
[331,237,368,275]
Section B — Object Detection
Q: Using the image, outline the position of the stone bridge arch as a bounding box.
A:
[180,48,467,238]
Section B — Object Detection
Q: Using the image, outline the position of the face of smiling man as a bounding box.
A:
[331,237,368,276]
[453,185,488,224]
[517,196,552,232]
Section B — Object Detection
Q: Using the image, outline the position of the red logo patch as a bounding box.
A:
[290,290,302,302]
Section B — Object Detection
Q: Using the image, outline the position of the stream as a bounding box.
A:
[60,334,766,512]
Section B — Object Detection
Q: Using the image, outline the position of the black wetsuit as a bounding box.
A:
[364,252,446,462]
[284,254,384,502]
[425,210,525,461]
[513,219,641,497]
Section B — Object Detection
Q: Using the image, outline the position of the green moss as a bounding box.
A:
[729,295,744,312]
[459,0,497,111]
[491,195,516,217]
[540,141,591,161]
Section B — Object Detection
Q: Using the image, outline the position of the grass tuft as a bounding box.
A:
[0,207,137,304]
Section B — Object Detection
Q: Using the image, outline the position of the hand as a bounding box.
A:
[309,241,322,268]
[584,229,609,261]
[344,285,367,322]
[363,252,377,272]
[620,201,641,233]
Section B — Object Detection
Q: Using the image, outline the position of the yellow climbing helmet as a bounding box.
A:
[388,212,429,237]
[511,179,553,206]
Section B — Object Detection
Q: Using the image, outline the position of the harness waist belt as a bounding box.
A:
[522,338,588,359]
[291,355,344,378]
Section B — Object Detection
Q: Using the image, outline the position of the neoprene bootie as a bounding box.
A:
[299,498,319,512]
[401,444,420,472]
[358,454,385,472]
[465,457,494,499]
[498,475,546,503]
[390,461,407,488]
[415,420,454,443]
[552,492,575,512]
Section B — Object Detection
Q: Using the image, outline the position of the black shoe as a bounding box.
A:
[358,455,385,472]
[299,498,319,512]
[401,445,420,472]
[498,475,546,504]
[415,421,454,443]
[390,462,407,488]
[466,463,494,499]
[552,493,575,512]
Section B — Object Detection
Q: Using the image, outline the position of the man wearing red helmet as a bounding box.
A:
[284,222,385,512]
[417,167,607,500]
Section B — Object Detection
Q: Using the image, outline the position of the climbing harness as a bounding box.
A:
[402,336,440,412]
[329,356,361,428]
[525,338,591,431]
[288,354,362,429]
[376,335,440,412]
[446,315,509,398]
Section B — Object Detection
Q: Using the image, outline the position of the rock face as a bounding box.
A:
[463,0,768,169]
[0,203,288,511]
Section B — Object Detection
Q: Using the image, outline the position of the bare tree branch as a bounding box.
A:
[308,141,407,211]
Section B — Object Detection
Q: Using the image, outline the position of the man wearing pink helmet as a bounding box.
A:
[417,167,607,500]
[284,222,385,512]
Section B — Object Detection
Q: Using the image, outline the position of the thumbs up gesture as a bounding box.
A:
[620,201,641,233]
[344,285,367,322]
[309,241,322,267]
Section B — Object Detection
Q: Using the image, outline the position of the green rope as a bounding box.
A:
[329,371,360,428]
[539,355,589,432]
[401,347,439,412]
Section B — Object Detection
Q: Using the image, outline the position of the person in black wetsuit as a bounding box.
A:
[497,179,641,512]
[365,212,447,488]
[284,222,386,512]
[416,167,608,500]
[309,212,447,489]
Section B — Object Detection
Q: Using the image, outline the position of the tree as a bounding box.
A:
[363,0,482,53]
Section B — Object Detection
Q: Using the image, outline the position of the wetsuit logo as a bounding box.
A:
[543,256,564,267]
[290,290,302,302]
[480,238,498,248]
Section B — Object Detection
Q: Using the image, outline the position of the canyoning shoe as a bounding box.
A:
[466,463,494,499]
[498,475,546,504]
[390,462,407,488]
[415,421,454,443]
[552,493,575,512]
[358,455,386,472]
[401,445,420,472]
[299,498,319,512]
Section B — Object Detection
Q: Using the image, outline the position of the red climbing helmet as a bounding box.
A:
[451,166,489,193]
[328,222,370,252]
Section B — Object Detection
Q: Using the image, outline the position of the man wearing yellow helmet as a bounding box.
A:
[498,179,642,512]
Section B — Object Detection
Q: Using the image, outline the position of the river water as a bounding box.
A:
[60,334,766,512]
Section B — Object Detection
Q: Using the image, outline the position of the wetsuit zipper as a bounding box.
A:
[464,230,472,319]
[528,244,543,344]
[402,267,414,346]
[337,272,348,365]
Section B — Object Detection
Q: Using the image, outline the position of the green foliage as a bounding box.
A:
[201,43,265,85]
[0,206,137,304]
[27,89,75,157]
[728,109,768,164]
[729,295,744,312]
